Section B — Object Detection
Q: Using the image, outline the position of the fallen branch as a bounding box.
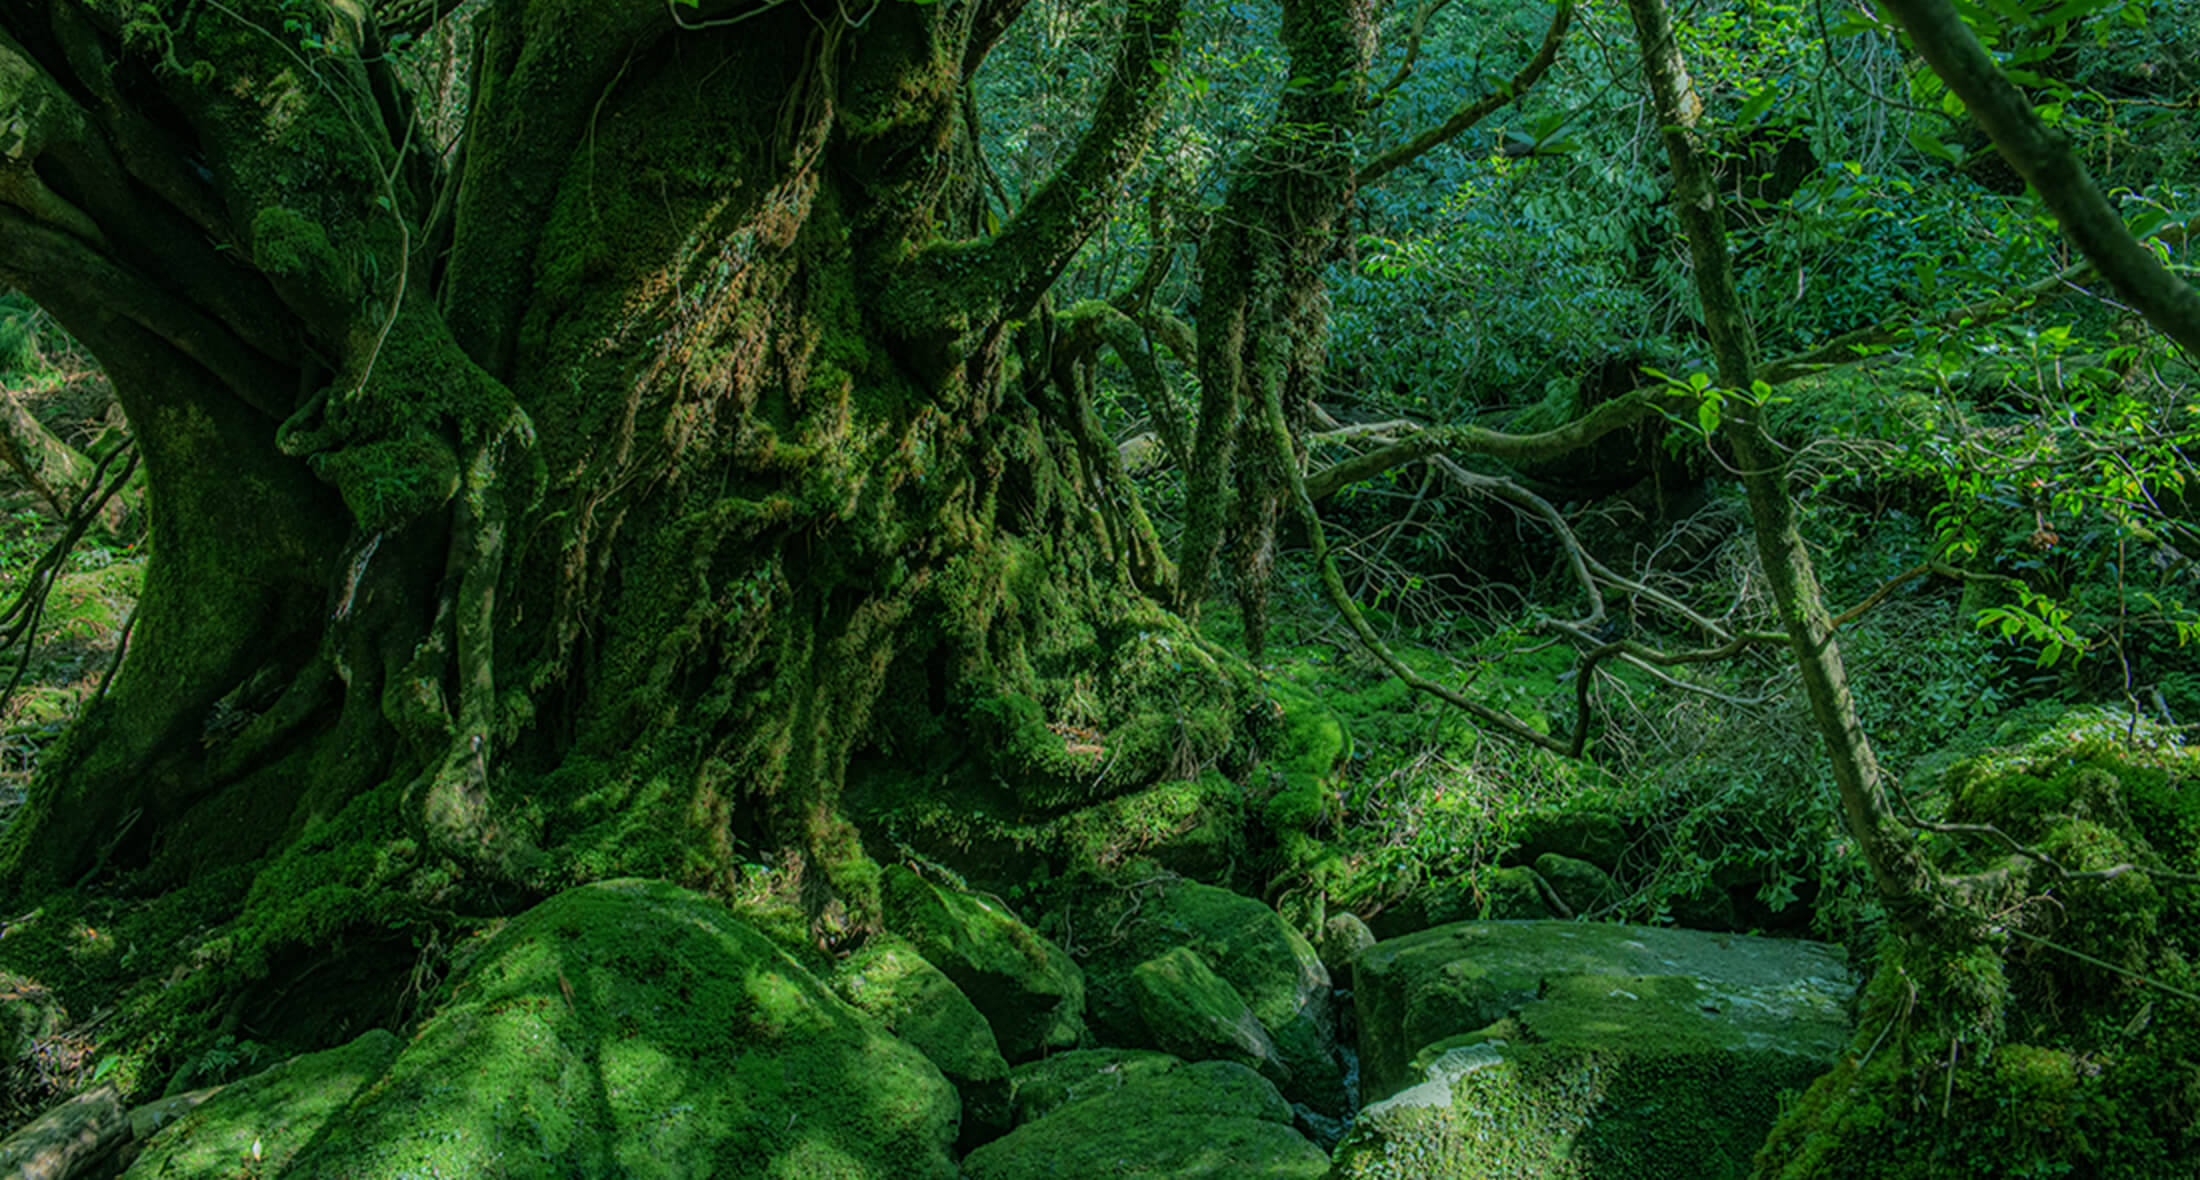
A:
[0,1085,123,1180]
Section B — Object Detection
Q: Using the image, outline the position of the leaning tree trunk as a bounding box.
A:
[1623,0,1941,928]
[0,0,1239,989]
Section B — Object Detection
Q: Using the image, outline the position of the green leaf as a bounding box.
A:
[1906,126,1963,164]
[1736,86,1778,126]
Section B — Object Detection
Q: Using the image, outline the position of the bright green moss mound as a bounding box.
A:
[963,1059,1328,1179]
[124,1030,402,1177]
[276,879,959,1179]
[1336,1036,1825,1180]
[881,865,1086,1062]
[830,933,1011,1141]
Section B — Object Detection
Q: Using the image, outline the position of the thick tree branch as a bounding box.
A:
[1059,300,1192,467]
[1356,0,1573,186]
[1303,386,1686,499]
[963,0,1037,78]
[1876,0,2200,358]
[1299,253,2102,505]
[895,0,1184,338]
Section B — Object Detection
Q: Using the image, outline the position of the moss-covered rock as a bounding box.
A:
[1004,1047,1182,1127]
[829,934,1010,1145]
[1130,946,1290,1086]
[1078,880,1344,1114]
[962,1059,1328,1179]
[1338,923,1854,1179]
[264,879,960,1179]
[123,1030,401,1178]
[1533,853,1616,916]
[1371,863,1560,940]
[1352,920,1854,1101]
[881,865,1085,1062]
[1757,713,2200,1179]
[1314,911,1376,977]
[1504,811,1630,871]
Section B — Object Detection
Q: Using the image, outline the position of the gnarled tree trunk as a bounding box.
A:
[0,0,1242,1026]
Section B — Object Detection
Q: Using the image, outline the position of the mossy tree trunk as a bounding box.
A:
[0,0,1243,986]
[1175,0,1374,661]
[1622,0,1941,928]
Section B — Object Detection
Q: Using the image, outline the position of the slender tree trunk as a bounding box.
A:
[1178,0,1375,657]
[1624,0,1940,927]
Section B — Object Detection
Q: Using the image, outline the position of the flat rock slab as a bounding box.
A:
[1340,921,1856,1179]
[1355,920,1854,1098]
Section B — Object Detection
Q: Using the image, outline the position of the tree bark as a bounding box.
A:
[1177,0,1375,658]
[0,0,1233,1011]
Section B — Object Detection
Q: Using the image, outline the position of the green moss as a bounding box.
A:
[1758,713,2200,1179]
[882,865,1086,1061]
[123,1030,402,1177]
[250,206,353,292]
[281,880,960,1178]
[1336,1039,1815,1179]
[1129,946,1286,1082]
[965,1059,1326,1179]
[308,429,462,533]
[831,934,1011,1139]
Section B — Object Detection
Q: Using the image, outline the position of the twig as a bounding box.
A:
[2005,928,2200,1004]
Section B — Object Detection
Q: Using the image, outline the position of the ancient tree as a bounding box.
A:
[0,0,1257,959]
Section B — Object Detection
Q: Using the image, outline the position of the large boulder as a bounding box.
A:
[1130,947,1289,1086]
[232,879,958,1179]
[963,1057,1328,1179]
[829,934,1011,1146]
[124,1031,402,1177]
[882,866,1085,1062]
[1083,880,1344,1114]
[1339,920,1855,1178]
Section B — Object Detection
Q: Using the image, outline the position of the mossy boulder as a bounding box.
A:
[1056,772,1247,881]
[248,879,959,1179]
[1079,881,1343,1114]
[1758,715,2200,1179]
[1130,947,1289,1086]
[1340,921,1853,1178]
[1353,920,1853,1100]
[1257,680,1349,836]
[1370,865,1551,939]
[1533,854,1616,916]
[1314,911,1376,977]
[1503,811,1630,871]
[829,934,1010,1145]
[882,865,1085,1061]
[1004,1047,1182,1126]
[962,1058,1328,1179]
[123,1030,402,1178]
